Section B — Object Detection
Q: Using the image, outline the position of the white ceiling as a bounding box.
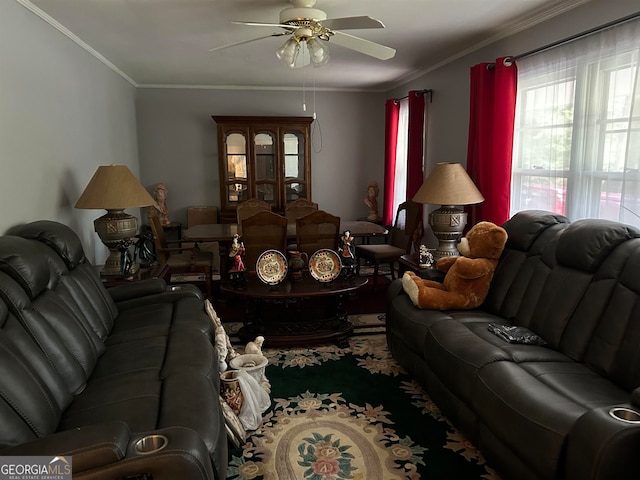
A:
[22,0,589,91]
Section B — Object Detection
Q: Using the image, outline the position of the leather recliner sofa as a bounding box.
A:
[386,210,640,480]
[0,220,227,480]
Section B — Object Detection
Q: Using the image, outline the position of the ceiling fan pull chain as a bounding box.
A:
[311,66,322,152]
[302,49,307,112]
[312,67,317,120]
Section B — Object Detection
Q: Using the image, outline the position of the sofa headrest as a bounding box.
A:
[620,241,640,293]
[0,292,7,328]
[502,210,570,251]
[0,236,65,299]
[7,220,86,269]
[557,219,640,272]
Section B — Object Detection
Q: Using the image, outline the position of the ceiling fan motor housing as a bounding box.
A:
[280,0,327,24]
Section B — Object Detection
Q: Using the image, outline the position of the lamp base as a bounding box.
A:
[94,210,140,277]
[102,251,140,277]
[428,205,467,261]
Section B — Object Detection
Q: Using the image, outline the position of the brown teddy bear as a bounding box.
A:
[402,221,508,310]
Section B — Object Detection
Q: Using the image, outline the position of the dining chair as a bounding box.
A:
[285,198,319,223]
[355,200,421,288]
[236,198,271,224]
[295,210,341,259]
[285,198,319,251]
[240,211,288,273]
[150,215,214,297]
[188,206,218,227]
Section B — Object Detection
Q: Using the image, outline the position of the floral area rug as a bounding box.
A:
[226,334,501,480]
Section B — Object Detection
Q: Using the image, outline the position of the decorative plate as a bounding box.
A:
[256,249,288,285]
[309,249,342,283]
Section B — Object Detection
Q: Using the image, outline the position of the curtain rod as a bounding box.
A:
[394,89,433,104]
[508,11,640,62]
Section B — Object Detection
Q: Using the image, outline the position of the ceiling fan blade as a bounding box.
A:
[231,21,299,29]
[321,16,385,31]
[208,32,288,52]
[330,31,395,60]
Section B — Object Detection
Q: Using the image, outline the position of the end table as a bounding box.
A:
[99,263,169,288]
[398,254,445,282]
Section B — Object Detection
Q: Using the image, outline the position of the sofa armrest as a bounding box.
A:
[107,278,168,302]
[75,426,216,480]
[0,424,216,480]
[386,278,405,302]
[0,422,130,472]
[565,406,640,480]
[631,387,640,408]
[113,284,204,311]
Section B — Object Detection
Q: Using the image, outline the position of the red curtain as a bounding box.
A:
[383,99,400,225]
[467,57,517,226]
[407,90,425,200]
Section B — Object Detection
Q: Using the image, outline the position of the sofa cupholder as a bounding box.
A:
[609,407,640,424]
[134,434,169,455]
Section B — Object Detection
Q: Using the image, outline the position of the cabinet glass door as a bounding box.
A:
[214,116,312,222]
[225,132,248,203]
[254,131,277,205]
[283,130,306,201]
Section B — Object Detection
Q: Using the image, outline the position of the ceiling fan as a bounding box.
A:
[209,0,396,68]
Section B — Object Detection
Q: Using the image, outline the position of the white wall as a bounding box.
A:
[135,88,386,224]
[0,0,139,263]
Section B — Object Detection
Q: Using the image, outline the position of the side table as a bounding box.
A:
[99,263,168,288]
[398,254,445,282]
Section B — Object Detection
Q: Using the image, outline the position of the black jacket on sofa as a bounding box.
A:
[0,221,226,480]
[386,210,640,480]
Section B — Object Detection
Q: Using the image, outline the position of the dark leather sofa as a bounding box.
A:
[0,221,226,480]
[386,210,640,480]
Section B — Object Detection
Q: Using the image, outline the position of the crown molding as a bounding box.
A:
[16,0,591,94]
[136,83,387,93]
[388,0,591,90]
[16,0,138,87]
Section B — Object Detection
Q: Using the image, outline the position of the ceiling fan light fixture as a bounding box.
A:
[276,37,300,67]
[306,36,330,66]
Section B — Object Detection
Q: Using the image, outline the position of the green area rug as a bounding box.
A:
[226,334,501,480]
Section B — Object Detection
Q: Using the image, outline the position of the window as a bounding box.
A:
[511,18,640,227]
[392,98,409,215]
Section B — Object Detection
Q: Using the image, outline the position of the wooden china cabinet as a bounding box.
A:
[212,116,313,223]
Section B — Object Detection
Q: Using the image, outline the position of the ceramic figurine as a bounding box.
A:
[215,333,228,372]
[148,183,170,226]
[228,234,246,272]
[339,230,356,278]
[339,230,356,266]
[419,244,434,268]
[245,336,265,356]
[364,181,381,222]
[228,234,247,288]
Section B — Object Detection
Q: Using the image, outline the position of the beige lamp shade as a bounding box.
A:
[413,162,484,206]
[75,165,154,276]
[75,165,155,210]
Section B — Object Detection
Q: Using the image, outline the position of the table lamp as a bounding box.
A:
[412,162,484,260]
[75,165,155,276]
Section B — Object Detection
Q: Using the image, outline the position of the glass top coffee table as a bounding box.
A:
[220,272,368,347]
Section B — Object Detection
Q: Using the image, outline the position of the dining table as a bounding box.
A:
[183,220,388,274]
